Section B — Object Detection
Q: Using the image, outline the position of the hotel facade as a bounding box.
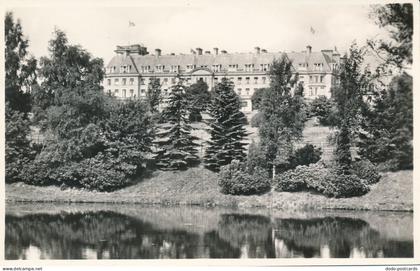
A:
[104,44,341,112]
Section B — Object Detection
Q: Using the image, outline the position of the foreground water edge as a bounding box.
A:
[5,202,413,259]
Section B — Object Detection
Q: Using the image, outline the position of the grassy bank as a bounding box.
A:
[6,167,413,211]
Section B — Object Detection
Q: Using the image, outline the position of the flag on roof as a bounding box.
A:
[310,26,315,34]
[129,21,135,27]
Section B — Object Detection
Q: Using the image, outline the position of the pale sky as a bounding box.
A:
[6,0,386,65]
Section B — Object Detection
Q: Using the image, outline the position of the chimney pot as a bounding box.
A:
[221,50,227,54]
[213,47,219,55]
[254,47,260,54]
[306,45,312,54]
[155,48,162,56]
[196,48,203,55]
[261,49,267,53]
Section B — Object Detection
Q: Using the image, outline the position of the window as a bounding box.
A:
[309,76,313,83]
[313,63,323,71]
[130,89,134,97]
[228,64,238,71]
[237,77,242,84]
[262,77,266,84]
[112,66,116,72]
[156,65,165,72]
[237,88,242,95]
[129,78,134,85]
[254,77,258,84]
[241,101,248,107]
[320,75,324,83]
[107,89,111,95]
[114,89,119,94]
[140,78,145,85]
[142,66,151,73]
[212,64,221,72]
[246,88,250,95]
[171,65,180,73]
[186,64,196,71]
[122,78,127,85]
[171,77,176,84]
[164,78,168,83]
[114,78,119,85]
[245,77,250,84]
[122,89,126,98]
[260,64,270,71]
[107,79,111,85]
[245,64,254,72]
[141,89,145,94]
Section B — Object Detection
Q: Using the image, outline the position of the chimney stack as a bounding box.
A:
[306,45,312,54]
[213,47,219,55]
[254,46,260,54]
[221,50,227,54]
[196,48,203,55]
[205,50,211,55]
[155,48,162,56]
[261,49,267,53]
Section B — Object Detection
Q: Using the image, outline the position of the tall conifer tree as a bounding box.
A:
[204,78,248,171]
[154,78,199,170]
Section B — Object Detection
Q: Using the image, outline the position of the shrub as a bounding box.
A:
[274,169,306,192]
[289,144,322,169]
[322,174,370,198]
[350,160,381,184]
[250,112,264,128]
[274,162,370,198]
[218,160,270,195]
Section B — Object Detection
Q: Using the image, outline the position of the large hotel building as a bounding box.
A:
[104,44,341,112]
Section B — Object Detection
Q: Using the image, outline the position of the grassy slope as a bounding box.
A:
[8,117,412,211]
[6,167,413,211]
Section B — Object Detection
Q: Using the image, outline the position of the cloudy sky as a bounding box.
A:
[7,0,386,64]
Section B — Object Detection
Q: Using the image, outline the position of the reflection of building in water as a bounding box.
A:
[104,44,341,113]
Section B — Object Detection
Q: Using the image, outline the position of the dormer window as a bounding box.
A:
[142,66,151,73]
[260,64,270,71]
[228,64,238,71]
[186,64,196,72]
[171,65,180,73]
[120,65,127,73]
[212,64,222,72]
[156,65,165,72]
[245,64,254,72]
[313,63,324,71]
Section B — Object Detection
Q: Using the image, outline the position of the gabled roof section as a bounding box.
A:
[107,54,139,74]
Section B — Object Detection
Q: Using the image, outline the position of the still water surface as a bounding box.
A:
[5,203,413,259]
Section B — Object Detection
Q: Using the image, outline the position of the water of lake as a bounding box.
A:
[5,203,413,259]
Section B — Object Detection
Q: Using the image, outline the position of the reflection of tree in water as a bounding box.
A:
[215,214,276,258]
[5,211,413,259]
[5,211,202,259]
[273,217,413,258]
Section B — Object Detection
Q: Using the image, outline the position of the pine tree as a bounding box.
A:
[358,72,412,170]
[154,78,199,170]
[204,78,248,171]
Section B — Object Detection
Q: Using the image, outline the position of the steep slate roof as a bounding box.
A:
[106,48,337,74]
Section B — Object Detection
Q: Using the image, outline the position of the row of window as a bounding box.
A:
[110,63,273,74]
[107,76,269,86]
[297,63,325,71]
